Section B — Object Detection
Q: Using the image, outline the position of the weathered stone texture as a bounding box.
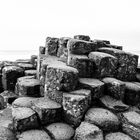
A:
[89,52,118,78]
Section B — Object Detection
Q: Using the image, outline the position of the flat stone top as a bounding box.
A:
[3,65,23,72]
[69,54,89,59]
[12,107,36,120]
[17,76,35,82]
[89,51,116,59]
[15,59,31,63]
[102,77,124,85]
[68,38,91,44]
[0,61,16,67]
[47,61,78,73]
[105,132,133,140]
[42,56,61,66]
[122,111,140,126]
[93,39,110,44]
[18,130,51,140]
[76,121,102,135]
[99,47,138,58]
[98,47,125,54]
[79,78,104,87]
[63,92,86,100]
[31,55,37,59]
[17,63,34,69]
[25,70,37,74]
[70,89,91,96]
[100,95,129,111]
[46,123,74,139]
[1,90,17,97]
[85,108,119,124]
[12,97,37,107]
[33,97,61,109]
[124,82,140,91]
[19,79,40,86]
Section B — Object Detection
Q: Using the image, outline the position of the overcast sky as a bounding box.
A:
[0,0,139,51]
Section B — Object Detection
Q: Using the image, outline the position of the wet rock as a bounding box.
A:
[123,82,140,105]
[85,108,120,132]
[12,107,39,132]
[45,37,59,56]
[89,52,118,78]
[79,78,104,100]
[121,111,140,140]
[63,92,89,127]
[100,95,129,113]
[2,66,24,91]
[98,47,139,81]
[67,39,97,55]
[32,97,62,125]
[17,129,51,140]
[105,132,133,140]
[46,122,75,140]
[74,35,90,41]
[102,77,125,100]
[67,54,94,78]
[74,121,103,140]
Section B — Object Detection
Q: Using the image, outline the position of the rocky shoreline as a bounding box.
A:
[0,35,140,139]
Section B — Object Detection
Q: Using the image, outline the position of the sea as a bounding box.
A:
[0,50,140,63]
[0,50,38,61]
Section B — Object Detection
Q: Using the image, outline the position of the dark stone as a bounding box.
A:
[123,82,140,105]
[102,77,125,100]
[63,92,89,127]
[74,121,103,140]
[98,47,139,81]
[85,108,120,132]
[79,78,104,100]
[67,39,97,55]
[88,52,118,78]
[2,66,24,91]
[31,97,62,125]
[45,37,59,56]
[74,35,90,41]
[12,107,39,132]
[67,54,94,78]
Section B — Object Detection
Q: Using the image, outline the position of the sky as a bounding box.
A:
[0,0,140,52]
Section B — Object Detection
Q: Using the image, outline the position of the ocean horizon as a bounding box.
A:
[0,50,38,61]
[0,49,140,63]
